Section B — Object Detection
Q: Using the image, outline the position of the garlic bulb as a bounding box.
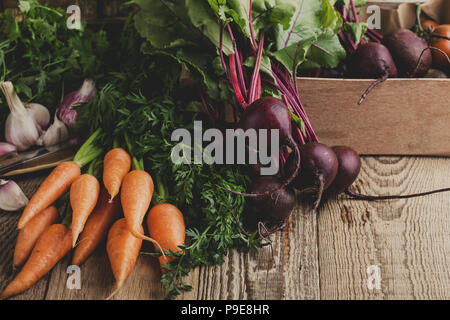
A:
[58,79,96,128]
[0,142,17,156]
[25,103,50,132]
[38,113,69,147]
[0,179,29,211]
[0,81,50,151]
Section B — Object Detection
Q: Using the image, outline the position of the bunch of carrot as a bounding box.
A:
[1,142,186,300]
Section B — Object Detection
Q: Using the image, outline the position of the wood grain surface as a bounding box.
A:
[318,156,450,300]
[299,78,450,156]
[0,157,448,300]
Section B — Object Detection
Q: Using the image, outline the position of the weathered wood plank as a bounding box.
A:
[318,157,450,300]
[193,201,319,300]
[0,173,48,300]
[45,242,167,300]
[2,157,449,300]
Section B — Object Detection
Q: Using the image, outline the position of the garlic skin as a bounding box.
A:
[58,79,96,128]
[38,113,69,147]
[0,81,49,151]
[0,142,17,156]
[0,179,29,211]
[25,103,50,132]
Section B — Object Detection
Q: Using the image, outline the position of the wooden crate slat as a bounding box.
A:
[298,77,450,156]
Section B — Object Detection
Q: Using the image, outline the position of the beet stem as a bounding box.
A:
[296,127,306,145]
[271,70,317,141]
[219,25,229,80]
[248,30,265,104]
[345,187,450,201]
[367,29,383,40]
[350,0,359,23]
[366,31,381,43]
[249,0,258,51]
[198,87,216,124]
[227,24,248,100]
[229,54,246,107]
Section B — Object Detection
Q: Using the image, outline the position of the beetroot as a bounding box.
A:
[233,97,300,198]
[248,176,295,224]
[348,43,398,105]
[382,29,432,77]
[325,146,361,196]
[348,42,398,78]
[287,143,339,208]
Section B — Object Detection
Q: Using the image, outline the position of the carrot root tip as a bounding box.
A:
[106,284,122,300]
[130,229,166,258]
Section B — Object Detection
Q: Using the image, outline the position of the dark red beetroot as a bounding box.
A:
[325,146,361,196]
[231,97,300,198]
[247,176,295,226]
[349,43,398,78]
[285,143,339,208]
[348,42,398,105]
[382,29,432,77]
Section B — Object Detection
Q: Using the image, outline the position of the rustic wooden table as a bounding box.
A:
[1,156,449,300]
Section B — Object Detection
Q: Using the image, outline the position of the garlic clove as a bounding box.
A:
[38,113,70,147]
[1,81,42,151]
[0,142,17,156]
[25,103,50,131]
[0,179,29,211]
[58,79,96,128]
[5,112,40,151]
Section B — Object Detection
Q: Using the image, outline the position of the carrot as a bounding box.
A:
[106,218,143,299]
[18,161,80,229]
[0,224,72,300]
[120,170,163,252]
[13,206,59,268]
[70,174,100,247]
[72,189,121,266]
[147,203,185,268]
[103,148,131,202]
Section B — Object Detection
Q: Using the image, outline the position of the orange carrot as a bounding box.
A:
[72,189,121,266]
[0,224,72,300]
[147,203,185,268]
[103,148,131,202]
[120,170,163,251]
[70,174,100,247]
[18,161,80,229]
[13,206,59,268]
[106,218,142,299]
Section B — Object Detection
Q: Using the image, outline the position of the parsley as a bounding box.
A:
[0,0,109,138]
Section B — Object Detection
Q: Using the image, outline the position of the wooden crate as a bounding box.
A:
[298,77,450,156]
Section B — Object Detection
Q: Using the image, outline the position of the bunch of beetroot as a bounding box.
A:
[215,9,450,240]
